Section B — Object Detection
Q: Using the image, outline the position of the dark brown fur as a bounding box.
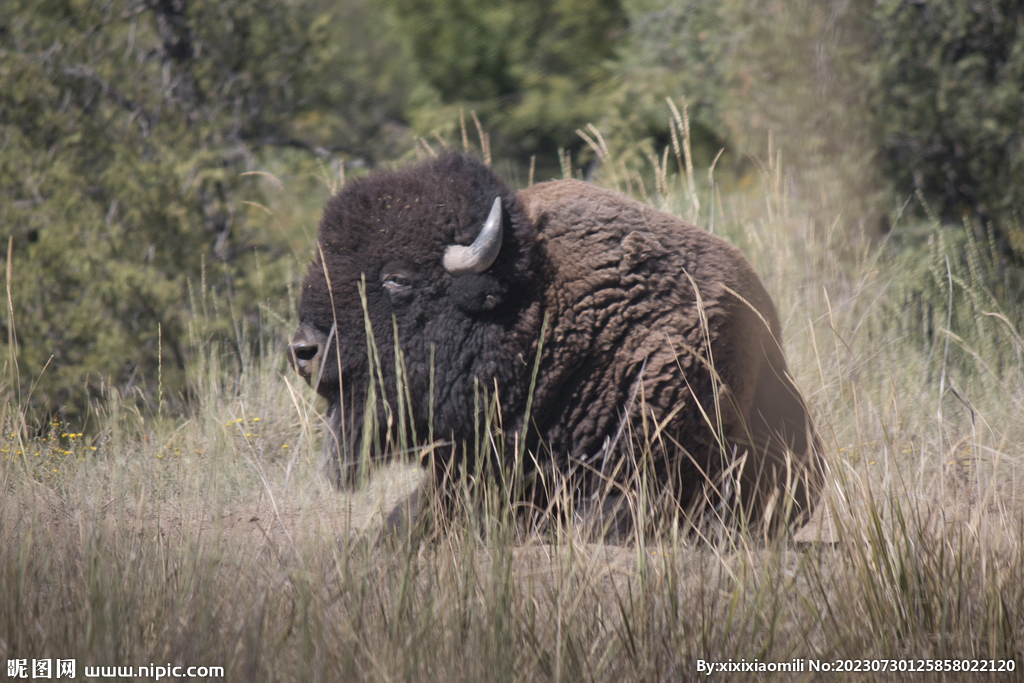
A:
[293,153,823,530]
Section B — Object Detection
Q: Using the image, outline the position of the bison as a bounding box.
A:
[289,152,823,532]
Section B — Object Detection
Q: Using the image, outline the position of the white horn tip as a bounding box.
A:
[444,197,504,275]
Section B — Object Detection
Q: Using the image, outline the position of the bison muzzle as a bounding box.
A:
[289,152,824,532]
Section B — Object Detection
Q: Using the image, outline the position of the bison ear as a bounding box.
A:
[449,273,507,313]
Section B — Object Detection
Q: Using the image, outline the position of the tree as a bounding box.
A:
[0,0,412,423]
[600,0,729,172]
[387,0,627,158]
[872,0,1024,249]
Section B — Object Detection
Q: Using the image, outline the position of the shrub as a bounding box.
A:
[0,0,398,424]
[871,0,1024,252]
[387,0,627,159]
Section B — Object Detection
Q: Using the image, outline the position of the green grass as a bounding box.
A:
[1,138,1023,681]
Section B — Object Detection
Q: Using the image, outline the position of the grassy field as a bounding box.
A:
[2,142,1023,681]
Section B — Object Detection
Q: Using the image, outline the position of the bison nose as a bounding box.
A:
[289,342,319,378]
[288,325,327,382]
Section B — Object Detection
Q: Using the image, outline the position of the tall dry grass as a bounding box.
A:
[1,132,1022,681]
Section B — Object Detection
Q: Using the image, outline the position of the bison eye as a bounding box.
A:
[382,274,412,292]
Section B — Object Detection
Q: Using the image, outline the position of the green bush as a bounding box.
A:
[0,0,401,424]
[600,0,729,171]
[387,0,627,159]
[871,0,1024,251]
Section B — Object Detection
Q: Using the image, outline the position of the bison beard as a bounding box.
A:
[289,152,824,532]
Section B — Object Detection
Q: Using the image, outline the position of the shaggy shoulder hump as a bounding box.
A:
[515,179,771,308]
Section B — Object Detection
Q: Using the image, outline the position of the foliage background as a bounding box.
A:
[1,0,1022,425]
[871,0,1024,244]
[2,2,1024,679]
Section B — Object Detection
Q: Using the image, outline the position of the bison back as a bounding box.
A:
[516,179,821,527]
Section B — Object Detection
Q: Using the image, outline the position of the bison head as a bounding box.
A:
[288,153,542,486]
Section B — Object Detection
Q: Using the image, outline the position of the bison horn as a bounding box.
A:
[443,197,503,275]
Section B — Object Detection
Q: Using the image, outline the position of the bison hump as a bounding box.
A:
[619,231,665,272]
